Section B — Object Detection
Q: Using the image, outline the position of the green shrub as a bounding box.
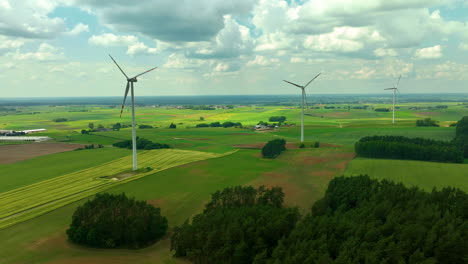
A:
[67,193,168,249]
[314,141,320,148]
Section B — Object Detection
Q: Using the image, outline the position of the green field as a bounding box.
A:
[344,158,468,192]
[0,101,467,263]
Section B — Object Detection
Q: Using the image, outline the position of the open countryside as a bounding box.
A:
[0,95,467,263]
[1,0,468,263]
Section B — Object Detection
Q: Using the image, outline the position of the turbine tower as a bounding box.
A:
[283,73,321,142]
[384,75,401,124]
[109,54,158,171]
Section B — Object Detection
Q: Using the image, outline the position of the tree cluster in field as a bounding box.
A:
[196,121,242,128]
[113,137,170,150]
[299,141,320,149]
[171,186,300,264]
[169,123,177,129]
[52,118,68,122]
[138,124,153,129]
[262,138,287,158]
[453,116,468,158]
[75,144,104,150]
[67,193,167,249]
[171,176,467,263]
[270,176,467,264]
[416,118,439,127]
[355,135,463,163]
[374,108,390,112]
[268,116,286,122]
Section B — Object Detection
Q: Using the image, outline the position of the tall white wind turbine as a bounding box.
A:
[283,73,321,142]
[109,54,158,171]
[384,75,401,124]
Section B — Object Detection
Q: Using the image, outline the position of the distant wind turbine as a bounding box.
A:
[384,75,401,124]
[109,54,158,171]
[283,73,321,142]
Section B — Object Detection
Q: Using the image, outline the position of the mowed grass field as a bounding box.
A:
[0,149,226,229]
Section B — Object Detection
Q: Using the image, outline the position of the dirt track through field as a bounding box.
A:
[0,143,85,165]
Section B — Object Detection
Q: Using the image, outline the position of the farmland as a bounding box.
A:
[0,97,467,263]
[0,149,225,229]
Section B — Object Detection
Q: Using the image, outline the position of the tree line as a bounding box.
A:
[196,121,242,128]
[355,135,463,163]
[113,137,170,150]
[170,176,467,263]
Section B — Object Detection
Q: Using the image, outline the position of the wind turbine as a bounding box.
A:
[384,75,401,124]
[283,73,321,142]
[109,54,158,171]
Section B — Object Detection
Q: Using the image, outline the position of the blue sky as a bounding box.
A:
[0,0,467,97]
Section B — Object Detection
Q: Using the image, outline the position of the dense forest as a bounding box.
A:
[67,193,168,249]
[355,135,463,163]
[262,138,287,158]
[170,177,467,263]
[113,137,170,150]
[171,186,300,264]
[269,176,467,264]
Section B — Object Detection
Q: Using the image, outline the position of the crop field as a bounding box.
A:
[0,100,467,263]
[0,149,226,229]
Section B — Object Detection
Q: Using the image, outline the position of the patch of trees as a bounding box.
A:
[416,117,439,127]
[184,105,216,110]
[139,124,153,129]
[53,118,68,122]
[374,108,390,112]
[269,116,286,122]
[169,123,177,129]
[67,193,168,249]
[453,116,468,158]
[269,175,467,264]
[352,105,368,110]
[113,137,170,150]
[262,138,286,158]
[436,105,448,109]
[76,144,104,150]
[171,186,300,264]
[324,106,336,109]
[355,135,463,163]
[195,121,242,128]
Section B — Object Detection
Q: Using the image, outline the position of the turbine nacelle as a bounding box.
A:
[128,78,138,82]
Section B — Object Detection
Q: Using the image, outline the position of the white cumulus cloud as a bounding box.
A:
[66,23,89,36]
[414,45,442,59]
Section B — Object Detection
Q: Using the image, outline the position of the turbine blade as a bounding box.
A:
[303,73,321,88]
[132,66,158,79]
[283,80,303,88]
[396,88,401,94]
[109,54,129,79]
[384,88,396,90]
[120,82,130,118]
[396,75,401,88]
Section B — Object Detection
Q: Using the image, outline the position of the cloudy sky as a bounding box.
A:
[1,0,467,97]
